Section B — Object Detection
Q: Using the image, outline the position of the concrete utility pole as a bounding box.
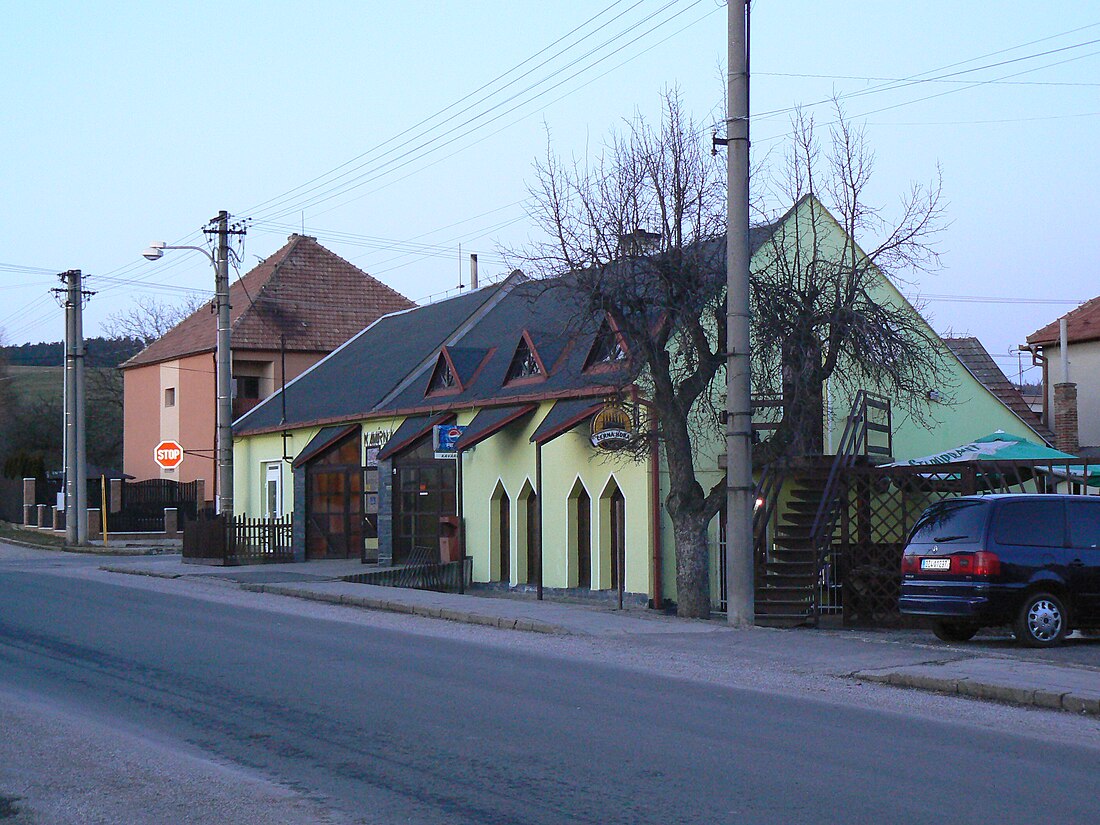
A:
[142,211,244,518]
[61,269,88,545]
[725,0,754,627]
[212,210,234,519]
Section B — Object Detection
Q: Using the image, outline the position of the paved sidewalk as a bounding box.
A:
[96,552,1100,718]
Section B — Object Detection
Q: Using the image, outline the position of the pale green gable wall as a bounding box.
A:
[460,401,652,595]
[803,202,1040,460]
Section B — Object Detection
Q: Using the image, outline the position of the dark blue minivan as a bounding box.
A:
[900,494,1100,646]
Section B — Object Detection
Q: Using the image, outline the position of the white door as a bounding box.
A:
[265,462,282,518]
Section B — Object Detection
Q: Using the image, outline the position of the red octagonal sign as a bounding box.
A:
[154,440,184,470]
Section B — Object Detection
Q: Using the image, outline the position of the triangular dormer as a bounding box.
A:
[426,349,461,396]
[504,331,547,385]
[583,317,628,372]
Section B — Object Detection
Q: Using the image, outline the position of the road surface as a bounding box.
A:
[1,546,1097,824]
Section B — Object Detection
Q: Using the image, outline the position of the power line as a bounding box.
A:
[252,0,708,223]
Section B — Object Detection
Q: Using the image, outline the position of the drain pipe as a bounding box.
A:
[535,440,543,600]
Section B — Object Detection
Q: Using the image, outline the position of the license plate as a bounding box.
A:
[920,557,951,571]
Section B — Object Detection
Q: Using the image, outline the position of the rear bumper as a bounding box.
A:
[899,580,1018,623]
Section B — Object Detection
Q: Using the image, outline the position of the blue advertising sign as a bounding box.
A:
[433,424,466,459]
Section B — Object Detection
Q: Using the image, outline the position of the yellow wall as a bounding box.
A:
[455,401,654,596]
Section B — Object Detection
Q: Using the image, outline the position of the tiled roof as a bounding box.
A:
[122,235,414,369]
[942,336,1053,443]
[1027,295,1100,347]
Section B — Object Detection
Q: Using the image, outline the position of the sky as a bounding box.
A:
[2,1,1097,388]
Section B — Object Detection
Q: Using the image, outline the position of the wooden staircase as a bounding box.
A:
[752,391,892,627]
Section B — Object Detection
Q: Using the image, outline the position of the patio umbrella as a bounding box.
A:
[890,431,1075,467]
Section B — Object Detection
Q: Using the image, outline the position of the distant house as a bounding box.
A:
[1026,297,1100,455]
[941,336,1052,443]
[120,234,414,503]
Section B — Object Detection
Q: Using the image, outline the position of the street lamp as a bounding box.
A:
[142,211,234,518]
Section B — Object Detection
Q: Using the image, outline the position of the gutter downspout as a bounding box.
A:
[535,440,543,601]
[456,444,465,593]
[632,389,663,610]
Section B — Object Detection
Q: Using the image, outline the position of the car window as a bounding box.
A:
[908,500,988,544]
[1067,500,1100,548]
[992,500,1065,548]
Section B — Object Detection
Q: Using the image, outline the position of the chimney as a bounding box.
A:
[469,253,478,290]
[1053,317,1079,454]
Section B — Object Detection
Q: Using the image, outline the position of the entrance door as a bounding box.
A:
[526,491,539,584]
[305,431,363,560]
[610,488,625,591]
[392,436,456,564]
[576,488,591,589]
[265,462,282,518]
[499,491,511,583]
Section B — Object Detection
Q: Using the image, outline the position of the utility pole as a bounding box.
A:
[211,210,234,519]
[60,269,89,545]
[725,0,754,626]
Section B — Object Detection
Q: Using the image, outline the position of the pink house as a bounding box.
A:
[121,234,414,502]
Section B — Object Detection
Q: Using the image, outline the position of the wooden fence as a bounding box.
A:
[183,512,294,565]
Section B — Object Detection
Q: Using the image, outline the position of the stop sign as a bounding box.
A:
[153,440,184,470]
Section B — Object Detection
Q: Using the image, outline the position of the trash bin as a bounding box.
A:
[439,515,461,563]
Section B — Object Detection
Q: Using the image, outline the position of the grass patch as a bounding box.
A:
[0,520,66,548]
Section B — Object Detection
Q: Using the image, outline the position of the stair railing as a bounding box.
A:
[806,390,890,621]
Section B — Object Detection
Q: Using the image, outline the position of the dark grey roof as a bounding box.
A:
[376,413,453,462]
[235,285,499,434]
[455,404,537,451]
[236,228,778,437]
[292,424,358,468]
[530,398,603,444]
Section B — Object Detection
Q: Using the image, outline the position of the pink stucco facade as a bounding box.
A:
[123,349,322,500]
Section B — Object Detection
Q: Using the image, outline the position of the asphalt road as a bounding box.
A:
[1,550,1098,824]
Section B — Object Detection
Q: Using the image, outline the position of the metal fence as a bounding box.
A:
[344,546,472,594]
[114,479,200,532]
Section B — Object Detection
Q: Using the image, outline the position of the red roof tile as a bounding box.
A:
[942,336,1052,442]
[1027,295,1100,347]
[122,235,414,369]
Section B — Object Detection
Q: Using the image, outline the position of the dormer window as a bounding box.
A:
[583,318,627,371]
[426,351,458,395]
[505,334,544,384]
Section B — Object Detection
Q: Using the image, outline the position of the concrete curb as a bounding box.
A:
[239,583,570,635]
[99,565,182,580]
[2,534,163,556]
[855,670,1100,717]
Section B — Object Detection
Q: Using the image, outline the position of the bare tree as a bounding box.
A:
[751,107,951,461]
[92,293,207,469]
[516,91,727,618]
[103,294,208,347]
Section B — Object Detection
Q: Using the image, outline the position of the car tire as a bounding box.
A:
[932,621,978,643]
[1014,592,1068,648]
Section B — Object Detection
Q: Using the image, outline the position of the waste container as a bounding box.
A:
[439,515,461,563]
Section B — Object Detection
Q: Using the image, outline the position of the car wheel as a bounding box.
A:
[932,621,978,643]
[1014,592,1068,648]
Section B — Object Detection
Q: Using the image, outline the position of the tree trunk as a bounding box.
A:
[781,337,824,456]
[672,511,711,618]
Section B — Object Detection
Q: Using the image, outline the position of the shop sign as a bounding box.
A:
[433,424,466,459]
[589,403,635,451]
